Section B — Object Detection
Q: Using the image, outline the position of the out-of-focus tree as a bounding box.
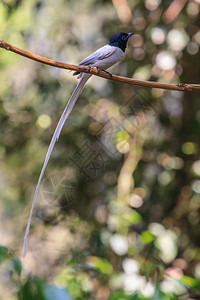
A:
[0,0,200,299]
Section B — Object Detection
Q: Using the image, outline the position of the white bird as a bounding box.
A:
[23,32,134,257]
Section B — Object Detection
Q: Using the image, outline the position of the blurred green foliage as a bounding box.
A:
[1,0,200,299]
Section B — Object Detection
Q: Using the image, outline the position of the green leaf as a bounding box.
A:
[22,277,46,300]
[12,256,22,276]
[180,275,200,288]
[108,289,138,299]
[123,210,142,225]
[66,258,77,266]
[0,246,10,263]
[140,231,154,244]
[144,262,157,280]
[86,256,113,274]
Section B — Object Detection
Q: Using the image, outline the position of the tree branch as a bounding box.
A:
[1,40,200,92]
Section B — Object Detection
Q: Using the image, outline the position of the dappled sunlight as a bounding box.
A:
[1,0,200,299]
[156,51,176,71]
[110,234,128,255]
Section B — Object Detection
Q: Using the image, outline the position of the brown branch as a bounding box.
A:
[1,40,200,92]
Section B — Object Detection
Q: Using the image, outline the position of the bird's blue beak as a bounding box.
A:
[127,33,134,38]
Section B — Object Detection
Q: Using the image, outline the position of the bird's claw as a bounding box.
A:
[102,69,112,79]
[96,67,101,74]
[96,67,112,79]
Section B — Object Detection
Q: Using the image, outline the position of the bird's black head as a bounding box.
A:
[109,32,134,52]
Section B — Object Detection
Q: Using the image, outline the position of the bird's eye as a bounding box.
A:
[121,35,126,40]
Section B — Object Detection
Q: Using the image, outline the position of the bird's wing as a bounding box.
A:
[73,46,117,76]
[79,45,117,66]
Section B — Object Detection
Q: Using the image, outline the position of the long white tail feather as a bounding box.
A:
[23,73,91,257]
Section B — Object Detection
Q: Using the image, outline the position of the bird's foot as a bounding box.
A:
[96,67,112,79]
[96,67,101,74]
[102,69,112,79]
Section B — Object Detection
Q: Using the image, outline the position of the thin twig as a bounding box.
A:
[1,40,200,92]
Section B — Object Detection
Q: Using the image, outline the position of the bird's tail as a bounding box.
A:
[23,73,91,257]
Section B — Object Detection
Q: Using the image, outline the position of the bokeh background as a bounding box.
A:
[0,0,200,299]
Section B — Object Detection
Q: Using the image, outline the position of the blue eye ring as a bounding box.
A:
[121,35,127,40]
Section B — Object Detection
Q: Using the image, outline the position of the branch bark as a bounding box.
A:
[1,40,200,92]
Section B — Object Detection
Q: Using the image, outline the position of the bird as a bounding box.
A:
[23,32,134,257]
